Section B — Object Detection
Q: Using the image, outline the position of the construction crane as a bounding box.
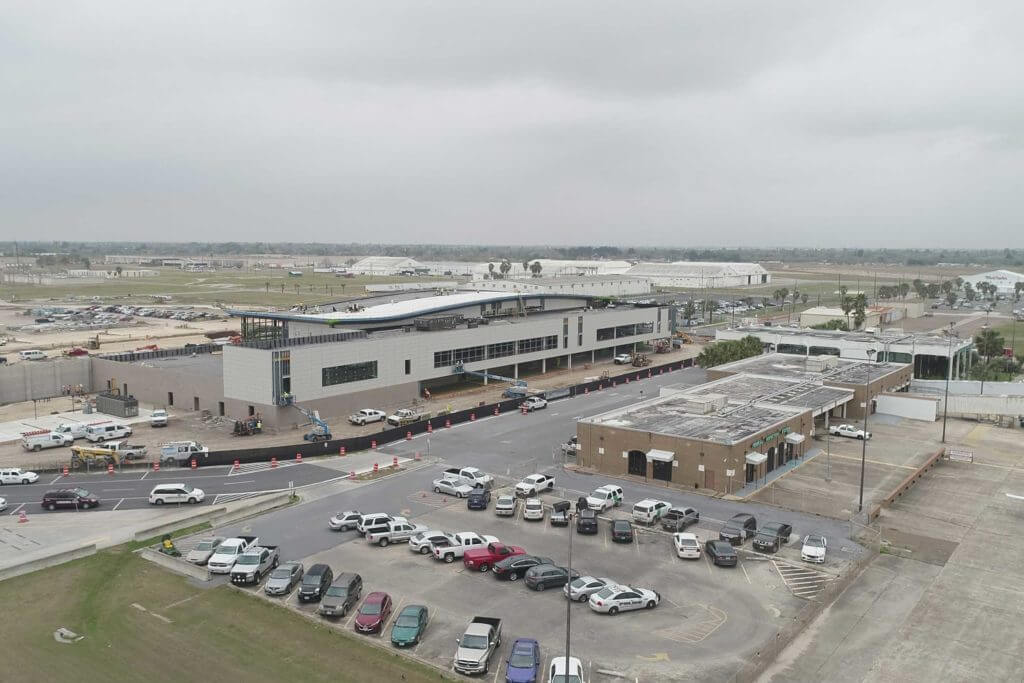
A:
[453,363,528,397]
[283,398,332,442]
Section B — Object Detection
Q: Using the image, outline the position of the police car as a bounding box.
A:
[588,584,660,614]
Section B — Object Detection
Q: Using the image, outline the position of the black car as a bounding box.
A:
[41,488,100,511]
[660,507,700,532]
[706,540,738,567]
[752,522,793,553]
[576,509,598,534]
[467,489,491,510]
[298,563,333,602]
[524,564,579,591]
[492,554,554,581]
[610,519,634,543]
[719,513,757,546]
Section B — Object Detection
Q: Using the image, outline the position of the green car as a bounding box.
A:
[390,604,428,647]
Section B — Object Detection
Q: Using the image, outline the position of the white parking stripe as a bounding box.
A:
[49,475,62,485]
[112,498,124,511]
[8,503,25,516]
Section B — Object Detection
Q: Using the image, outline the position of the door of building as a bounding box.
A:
[627,451,646,477]
[705,469,715,490]
[652,460,672,482]
[766,447,776,473]
[745,463,755,483]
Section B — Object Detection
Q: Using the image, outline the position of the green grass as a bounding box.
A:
[126,521,212,551]
[0,548,451,683]
[992,321,1024,357]
[2,268,447,307]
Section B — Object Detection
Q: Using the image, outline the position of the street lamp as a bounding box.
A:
[857,348,877,513]
[941,323,957,444]
[552,500,574,679]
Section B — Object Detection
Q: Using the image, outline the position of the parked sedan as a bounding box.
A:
[524,564,578,591]
[564,575,614,603]
[706,540,738,567]
[264,561,304,596]
[354,592,392,634]
[672,532,702,559]
[328,510,362,531]
[493,554,554,582]
[588,585,660,614]
[752,522,793,553]
[434,478,474,498]
[801,533,827,563]
[185,536,224,565]
[495,495,517,517]
[610,519,634,543]
[504,638,541,683]
[390,604,428,647]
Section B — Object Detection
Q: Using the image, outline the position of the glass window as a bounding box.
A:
[486,340,515,360]
[434,350,452,368]
[596,327,615,342]
[322,361,377,386]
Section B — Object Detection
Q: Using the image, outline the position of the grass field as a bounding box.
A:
[993,320,1024,357]
[2,268,444,308]
[0,547,450,683]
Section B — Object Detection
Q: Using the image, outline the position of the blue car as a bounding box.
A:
[467,489,491,510]
[505,638,540,683]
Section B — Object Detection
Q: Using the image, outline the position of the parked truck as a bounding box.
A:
[230,545,280,584]
[432,531,499,564]
[73,440,147,460]
[160,441,209,465]
[365,520,428,547]
[454,617,503,675]
[561,436,580,456]
[207,536,259,574]
[21,430,72,451]
[442,467,494,490]
[387,408,428,427]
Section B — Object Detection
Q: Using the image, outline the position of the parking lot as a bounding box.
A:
[178,484,855,682]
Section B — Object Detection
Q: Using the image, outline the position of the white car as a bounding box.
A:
[348,409,386,425]
[495,495,516,516]
[0,468,39,485]
[586,485,624,511]
[433,477,474,498]
[801,533,827,563]
[150,409,169,427]
[522,396,547,411]
[328,510,362,531]
[829,424,871,440]
[588,584,661,614]
[548,656,584,683]
[408,530,454,555]
[632,499,671,524]
[148,483,205,505]
[515,474,555,497]
[673,532,702,559]
[613,353,632,364]
[523,498,545,521]
[564,575,614,602]
[0,497,6,512]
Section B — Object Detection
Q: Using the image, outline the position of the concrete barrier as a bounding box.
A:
[140,548,211,581]
[209,493,293,527]
[868,447,945,522]
[132,506,229,542]
[0,543,97,582]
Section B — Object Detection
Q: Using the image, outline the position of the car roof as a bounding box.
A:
[675,532,699,541]
[730,512,755,521]
[612,519,631,526]
[308,563,330,573]
[365,591,388,602]
[512,638,539,650]
[400,604,426,615]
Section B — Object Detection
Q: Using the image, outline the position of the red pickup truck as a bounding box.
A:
[463,542,525,572]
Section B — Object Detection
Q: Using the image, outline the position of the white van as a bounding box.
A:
[21,431,72,451]
[149,483,205,505]
[53,423,89,440]
[85,423,133,443]
[18,350,46,361]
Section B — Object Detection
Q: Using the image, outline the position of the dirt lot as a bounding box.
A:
[0,547,448,683]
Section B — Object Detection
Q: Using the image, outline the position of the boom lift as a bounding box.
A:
[452,363,528,398]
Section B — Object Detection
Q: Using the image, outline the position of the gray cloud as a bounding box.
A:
[1,1,1022,247]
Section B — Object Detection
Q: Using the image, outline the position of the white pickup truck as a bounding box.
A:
[442,467,494,490]
[230,545,279,584]
[515,474,555,497]
[21,431,72,451]
[829,424,871,440]
[207,535,259,574]
[366,520,428,547]
[432,531,499,564]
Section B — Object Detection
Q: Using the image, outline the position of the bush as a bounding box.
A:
[696,335,764,368]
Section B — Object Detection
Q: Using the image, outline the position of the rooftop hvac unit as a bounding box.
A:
[678,393,728,414]
[806,356,839,373]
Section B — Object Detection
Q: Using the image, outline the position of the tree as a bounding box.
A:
[499,259,512,279]
[487,262,495,279]
[801,293,809,305]
[964,282,976,301]
[852,293,868,329]
[696,335,764,368]
[899,283,910,300]
[945,291,957,307]
[682,300,697,321]
[529,261,542,277]
[812,320,849,331]
[115,266,123,277]
[941,280,953,296]
[926,283,941,299]
[954,277,964,291]
[839,285,848,300]
[974,328,1005,360]
[1015,282,1023,301]
[840,295,854,329]
[522,259,530,274]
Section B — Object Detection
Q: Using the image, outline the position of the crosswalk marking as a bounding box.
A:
[772,559,833,600]
[229,460,301,475]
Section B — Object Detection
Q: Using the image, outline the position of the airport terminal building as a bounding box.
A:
[94,292,671,429]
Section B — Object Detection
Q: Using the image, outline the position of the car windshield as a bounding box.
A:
[570,578,588,589]
[76,489,91,497]
[360,602,381,615]
[613,521,629,530]
[551,676,582,683]
[805,536,825,548]
[270,567,292,579]
[498,497,513,504]
[595,587,615,599]
[236,555,259,565]
[679,538,698,546]
[181,484,194,493]
[526,500,541,508]
[326,586,347,597]
[508,651,535,668]
[196,541,215,551]
[301,574,320,585]
[461,634,489,650]
[395,616,419,628]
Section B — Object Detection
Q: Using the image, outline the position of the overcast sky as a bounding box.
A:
[3,2,1022,248]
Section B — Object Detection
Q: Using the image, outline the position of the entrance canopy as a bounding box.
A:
[785,433,806,445]
[646,449,675,462]
[744,452,767,465]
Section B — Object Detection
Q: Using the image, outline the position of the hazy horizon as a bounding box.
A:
[3,2,1023,247]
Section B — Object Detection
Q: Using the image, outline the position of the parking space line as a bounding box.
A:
[492,656,502,683]
[8,503,25,516]
[139,471,148,480]
[49,475,62,485]
[344,604,359,630]
[384,597,405,636]
[112,497,124,511]
[741,563,751,584]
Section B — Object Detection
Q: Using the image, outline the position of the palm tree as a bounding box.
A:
[945,291,957,307]
[853,293,868,329]
[899,283,910,300]
[530,261,542,277]
[974,328,1004,361]
[683,300,697,321]
[522,259,530,274]
[840,295,854,329]
[499,259,512,279]
[801,293,809,305]
[487,262,495,279]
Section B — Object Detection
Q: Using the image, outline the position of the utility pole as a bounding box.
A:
[941,323,956,443]
[858,348,877,513]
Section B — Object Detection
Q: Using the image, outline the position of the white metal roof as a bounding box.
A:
[292,291,542,322]
[625,261,767,278]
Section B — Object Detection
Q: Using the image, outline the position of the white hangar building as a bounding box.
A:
[625,262,770,288]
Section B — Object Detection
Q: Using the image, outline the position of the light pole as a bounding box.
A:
[555,500,573,677]
[941,323,957,444]
[857,348,877,513]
